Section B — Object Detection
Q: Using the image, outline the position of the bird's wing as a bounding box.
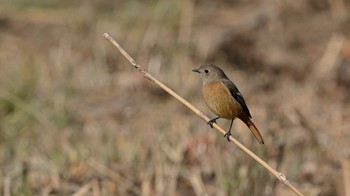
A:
[222,80,252,118]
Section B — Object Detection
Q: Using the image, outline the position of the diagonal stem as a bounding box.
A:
[103,32,304,196]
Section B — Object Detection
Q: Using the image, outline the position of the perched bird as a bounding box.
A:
[192,64,264,144]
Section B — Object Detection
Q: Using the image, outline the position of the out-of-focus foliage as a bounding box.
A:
[0,0,349,195]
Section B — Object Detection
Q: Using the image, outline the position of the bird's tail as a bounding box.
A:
[245,119,264,144]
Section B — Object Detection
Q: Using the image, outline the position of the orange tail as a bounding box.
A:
[246,119,264,144]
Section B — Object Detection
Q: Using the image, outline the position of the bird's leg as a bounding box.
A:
[224,119,234,142]
[207,116,220,128]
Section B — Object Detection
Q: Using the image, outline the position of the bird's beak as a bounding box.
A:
[192,69,200,73]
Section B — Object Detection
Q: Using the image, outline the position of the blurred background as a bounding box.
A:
[0,0,349,195]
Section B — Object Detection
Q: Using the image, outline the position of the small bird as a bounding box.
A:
[192,64,264,144]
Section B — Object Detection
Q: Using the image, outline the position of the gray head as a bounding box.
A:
[192,64,229,85]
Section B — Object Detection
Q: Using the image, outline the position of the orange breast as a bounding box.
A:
[202,82,242,119]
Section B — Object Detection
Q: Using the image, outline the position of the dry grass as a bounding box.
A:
[0,0,349,195]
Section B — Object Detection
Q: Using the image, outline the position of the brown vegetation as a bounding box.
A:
[0,0,349,195]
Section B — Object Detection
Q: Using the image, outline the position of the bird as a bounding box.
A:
[192,64,264,144]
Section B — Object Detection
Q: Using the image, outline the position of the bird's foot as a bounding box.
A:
[207,116,220,128]
[224,131,231,142]
[207,119,216,128]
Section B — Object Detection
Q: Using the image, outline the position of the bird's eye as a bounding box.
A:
[204,69,209,73]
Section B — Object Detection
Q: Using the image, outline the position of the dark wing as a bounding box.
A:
[222,80,252,118]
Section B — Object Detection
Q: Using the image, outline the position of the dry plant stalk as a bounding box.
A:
[103,32,304,196]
